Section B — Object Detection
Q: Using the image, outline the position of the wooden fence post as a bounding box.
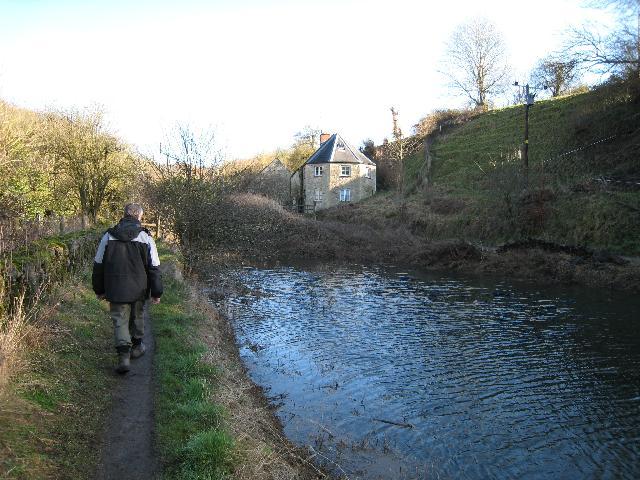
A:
[59,216,65,235]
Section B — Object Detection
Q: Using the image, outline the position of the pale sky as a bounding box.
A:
[0,0,614,160]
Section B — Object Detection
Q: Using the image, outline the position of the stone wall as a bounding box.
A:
[302,163,376,210]
[1,228,103,315]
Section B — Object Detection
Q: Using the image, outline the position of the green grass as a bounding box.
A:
[397,81,640,254]
[429,83,639,187]
[153,244,235,479]
[1,270,116,479]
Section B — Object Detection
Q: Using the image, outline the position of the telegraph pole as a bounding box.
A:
[514,82,545,187]
[523,84,531,183]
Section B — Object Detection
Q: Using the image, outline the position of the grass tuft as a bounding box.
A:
[177,429,235,479]
[153,243,235,479]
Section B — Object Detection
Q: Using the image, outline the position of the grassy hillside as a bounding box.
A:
[328,80,640,255]
[424,82,639,189]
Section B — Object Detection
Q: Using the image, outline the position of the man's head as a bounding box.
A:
[124,203,144,221]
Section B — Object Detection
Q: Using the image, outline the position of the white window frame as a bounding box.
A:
[340,165,351,177]
[365,167,371,178]
[314,166,323,177]
[314,188,322,202]
[339,189,351,202]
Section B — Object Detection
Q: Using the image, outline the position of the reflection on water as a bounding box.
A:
[223,264,640,479]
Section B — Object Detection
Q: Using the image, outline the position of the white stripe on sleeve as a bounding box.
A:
[148,236,161,267]
[94,233,109,263]
[133,231,161,267]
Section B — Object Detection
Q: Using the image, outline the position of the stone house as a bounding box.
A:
[290,133,376,211]
[247,158,291,204]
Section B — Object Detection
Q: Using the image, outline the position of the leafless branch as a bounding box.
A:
[440,18,511,109]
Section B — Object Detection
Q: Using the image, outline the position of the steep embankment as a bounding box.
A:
[326,80,640,257]
[177,192,639,292]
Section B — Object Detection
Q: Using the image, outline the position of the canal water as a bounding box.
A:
[222,264,640,479]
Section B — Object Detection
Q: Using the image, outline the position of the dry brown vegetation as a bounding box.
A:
[192,192,640,293]
[0,273,116,479]
[187,193,417,267]
[0,289,43,393]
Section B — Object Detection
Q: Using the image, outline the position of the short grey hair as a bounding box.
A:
[124,203,144,218]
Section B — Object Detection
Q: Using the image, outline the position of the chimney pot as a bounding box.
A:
[320,133,331,145]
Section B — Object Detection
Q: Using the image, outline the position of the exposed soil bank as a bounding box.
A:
[413,239,640,293]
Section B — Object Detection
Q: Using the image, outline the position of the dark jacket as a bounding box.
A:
[92,216,163,303]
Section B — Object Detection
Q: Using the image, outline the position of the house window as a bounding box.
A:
[365,167,371,178]
[340,189,351,202]
[340,165,351,177]
[314,188,322,202]
[314,166,323,176]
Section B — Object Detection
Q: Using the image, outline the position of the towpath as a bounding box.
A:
[95,305,158,480]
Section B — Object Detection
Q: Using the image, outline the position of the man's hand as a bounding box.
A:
[96,294,106,301]
[151,297,161,305]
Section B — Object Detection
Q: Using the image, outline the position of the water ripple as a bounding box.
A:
[224,265,640,480]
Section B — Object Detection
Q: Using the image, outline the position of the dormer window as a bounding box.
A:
[314,166,323,176]
[340,165,351,177]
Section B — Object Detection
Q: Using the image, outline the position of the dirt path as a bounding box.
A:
[95,305,158,480]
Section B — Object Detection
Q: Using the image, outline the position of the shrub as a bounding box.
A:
[413,108,480,137]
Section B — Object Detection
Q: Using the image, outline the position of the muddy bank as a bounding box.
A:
[413,239,640,293]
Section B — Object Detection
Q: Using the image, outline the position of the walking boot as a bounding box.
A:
[131,342,146,359]
[116,351,130,374]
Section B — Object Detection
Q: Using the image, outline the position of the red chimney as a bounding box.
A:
[320,133,331,145]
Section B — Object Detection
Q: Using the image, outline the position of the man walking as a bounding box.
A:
[92,203,163,374]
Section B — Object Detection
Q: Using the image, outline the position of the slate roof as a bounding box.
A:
[305,133,375,166]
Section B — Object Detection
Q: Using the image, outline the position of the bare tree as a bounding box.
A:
[567,0,639,78]
[159,124,223,179]
[376,108,423,196]
[530,55,580,96]
[293,125,321,149]
[441,18,511,110]
[149,124,233,248]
